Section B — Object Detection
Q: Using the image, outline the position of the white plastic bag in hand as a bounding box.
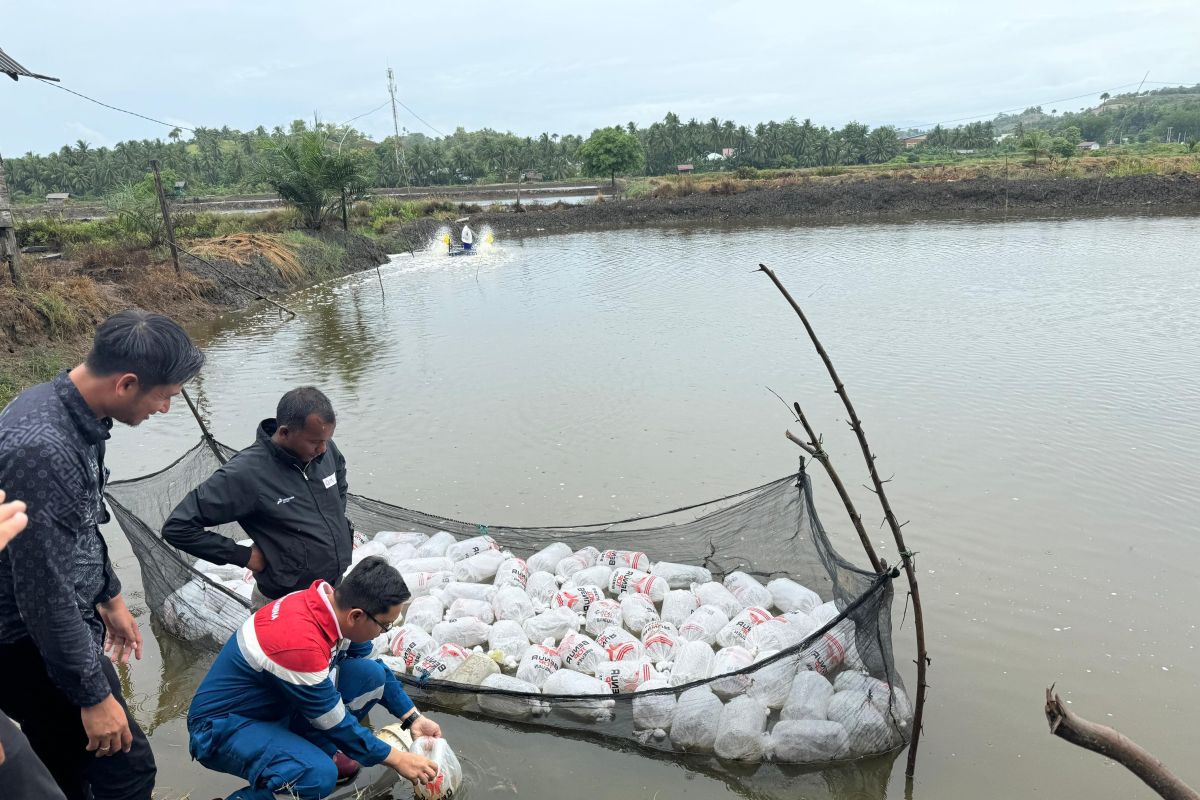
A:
[609,568,667,603]
[552,584,604,614]
[555,546,600,578]
[406,596,445,634]
[662,589,699,627]
[595,659,656,694]
[780,671,834,721]
[723,571,772,609]
[516,643,561,688]
[415,642,469,681]
[619,593,660,634]
[446,534,499,562]
[448,598,495,625]
[528,542,572,574]
[525,571,559,607]
[650,561,712,589]
[523,606,581,643]
[670,684,723,752]
[714,695,769,761]
[716,606,773,649]
[559,631,607,674]
[768,719,851,763]
[692,582,742,618]
[596,625,644,661]
[453,548,506,582]
[640,620,679,664]
[767,577,821,614]
[410,736,463,800]
[389,625,437,669]
[487,619,531,663]
[670,640,715,687]
[432,617,491,648]
[494,557,531,590]
[598,549,650,571]
[541,669,615,722]
[708,645,756,699]
[585,599,623,636]
[679,605,730,644]
[746,649,800,710]
[492,586,536,624]
[479,673,549,719]
[633,678,676,732]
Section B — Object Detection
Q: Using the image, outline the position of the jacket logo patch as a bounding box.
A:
[276,496,295,505]
[322,474,337,490]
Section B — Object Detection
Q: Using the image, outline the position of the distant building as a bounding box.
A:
[521,171,543,181]
[705,152,724,162]
[900,135,927,149]
[954,149,976,155]
[721,147,736,158]
[45,192,70,205]
[676,164,694,173]
[1077,141,1101,151]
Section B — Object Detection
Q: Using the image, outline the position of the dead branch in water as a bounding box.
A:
[1045,686,1199,800]
[758,263,929,777]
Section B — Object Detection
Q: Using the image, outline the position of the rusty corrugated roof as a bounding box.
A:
[0,46,58,81]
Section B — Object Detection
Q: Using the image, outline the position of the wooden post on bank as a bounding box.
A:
[0,153,23,287]
[150,160,181,274]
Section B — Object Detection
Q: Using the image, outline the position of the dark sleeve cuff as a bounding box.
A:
[71,666,115,708]
[232,545,253,569]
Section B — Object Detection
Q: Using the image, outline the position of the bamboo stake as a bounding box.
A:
[150,160,181,274]
[180,388,227,465]
[758,263,929,777]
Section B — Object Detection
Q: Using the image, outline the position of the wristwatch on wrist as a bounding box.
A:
[400,710,422,731]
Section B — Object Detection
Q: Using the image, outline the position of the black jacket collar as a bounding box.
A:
[256,418,326,470]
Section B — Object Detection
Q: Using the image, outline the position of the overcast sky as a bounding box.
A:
[4,0,1199,155]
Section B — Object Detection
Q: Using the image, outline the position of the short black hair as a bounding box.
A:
[335,556,410,615]
[277,386,336,431]
[86,310,204,388]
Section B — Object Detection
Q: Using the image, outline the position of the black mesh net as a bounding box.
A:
[106,439,908,765]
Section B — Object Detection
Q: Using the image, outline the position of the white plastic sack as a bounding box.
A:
[416,531,457,558]
[389,625,437,670]
[386,543,419,566]
[708,645,755,699]
[193,559,244,582]
[479,673,549,719]
[446,652,500,686]
[452,549,506,583]
[160,579,245,642]
[585,599,623,636]
[440,582,497,604]
[661,589,699,627]
[559,631,607,674]
[748,612,819,654]
[619,593,659,634]
[716,606,773,649]
[670,685,723,752]
[714,695,769,761]
[679,605,730,644]
[608,568,667,603]
[447,598,495,625]
[596,626,644,662]
[811,600,840,627]
[350,540,389,564]
[633,678,676,732]
[397,557,455,574]
[780,671,835,721]
[432,617,491,648]
[594,659,656,694]
[523,607,581,643]
[800,629,849,675]
[410,736,463,800]
[525,571,559,607]
[670,640,715,687]
[564,564,612,591]
[746,650,800,710]
[527,542,572,575]
[826,689,903,755]
[487,619,531,663]
[723,571,773,609]
[640,620,679,664]
[492,586,536,624]
[598,549,650,571]
[767,578,821,614]
[768,720,851,763]
[552,584,604,614]
[494,557,531,590]
[692,582,742,618]
[516,644,561,688]
[406,595,444,633]
[415,642,469,681]
[650,561,712,589]
[555,546,600,578]
[403,571,454,599]
[541,669,615,723]
[373,531,429,549]
[446,534,499,562]
[835,672,912,725]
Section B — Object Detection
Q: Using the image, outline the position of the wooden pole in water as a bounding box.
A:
[0,153,24,287]
[181,387,227,464]
[150,160,181,274]
[758,263,929,778]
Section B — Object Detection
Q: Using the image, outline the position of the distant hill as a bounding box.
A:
[991,84,1200,144]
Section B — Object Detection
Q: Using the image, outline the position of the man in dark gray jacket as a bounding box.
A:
[162,387,354,608]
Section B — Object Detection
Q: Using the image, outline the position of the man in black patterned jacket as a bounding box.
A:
[0,310,203,800]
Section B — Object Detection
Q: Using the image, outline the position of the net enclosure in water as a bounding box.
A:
[106,438,909,764]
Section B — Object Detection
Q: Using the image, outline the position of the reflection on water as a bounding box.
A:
[103,213,1200,799]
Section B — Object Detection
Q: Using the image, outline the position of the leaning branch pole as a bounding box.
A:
[1045,687,1199,800]
[180,388,227,465]
[759,263,929,777]
[150,160,181,274]
[171,240,298,319]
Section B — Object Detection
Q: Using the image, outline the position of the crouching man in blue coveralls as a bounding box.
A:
[187,556,442,799]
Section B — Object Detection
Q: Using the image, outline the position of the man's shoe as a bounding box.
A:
[333,750,362,784]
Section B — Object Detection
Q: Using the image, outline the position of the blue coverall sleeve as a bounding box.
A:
[278,674,392,766]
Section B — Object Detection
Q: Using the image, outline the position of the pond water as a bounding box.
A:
[102,212,1200,799]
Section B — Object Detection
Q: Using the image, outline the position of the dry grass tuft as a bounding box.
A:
[188,233,306,283]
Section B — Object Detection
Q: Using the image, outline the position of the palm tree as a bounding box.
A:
[1022,130,1051,165]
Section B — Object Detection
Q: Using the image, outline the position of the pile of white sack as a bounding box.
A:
[363,530,911,763]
